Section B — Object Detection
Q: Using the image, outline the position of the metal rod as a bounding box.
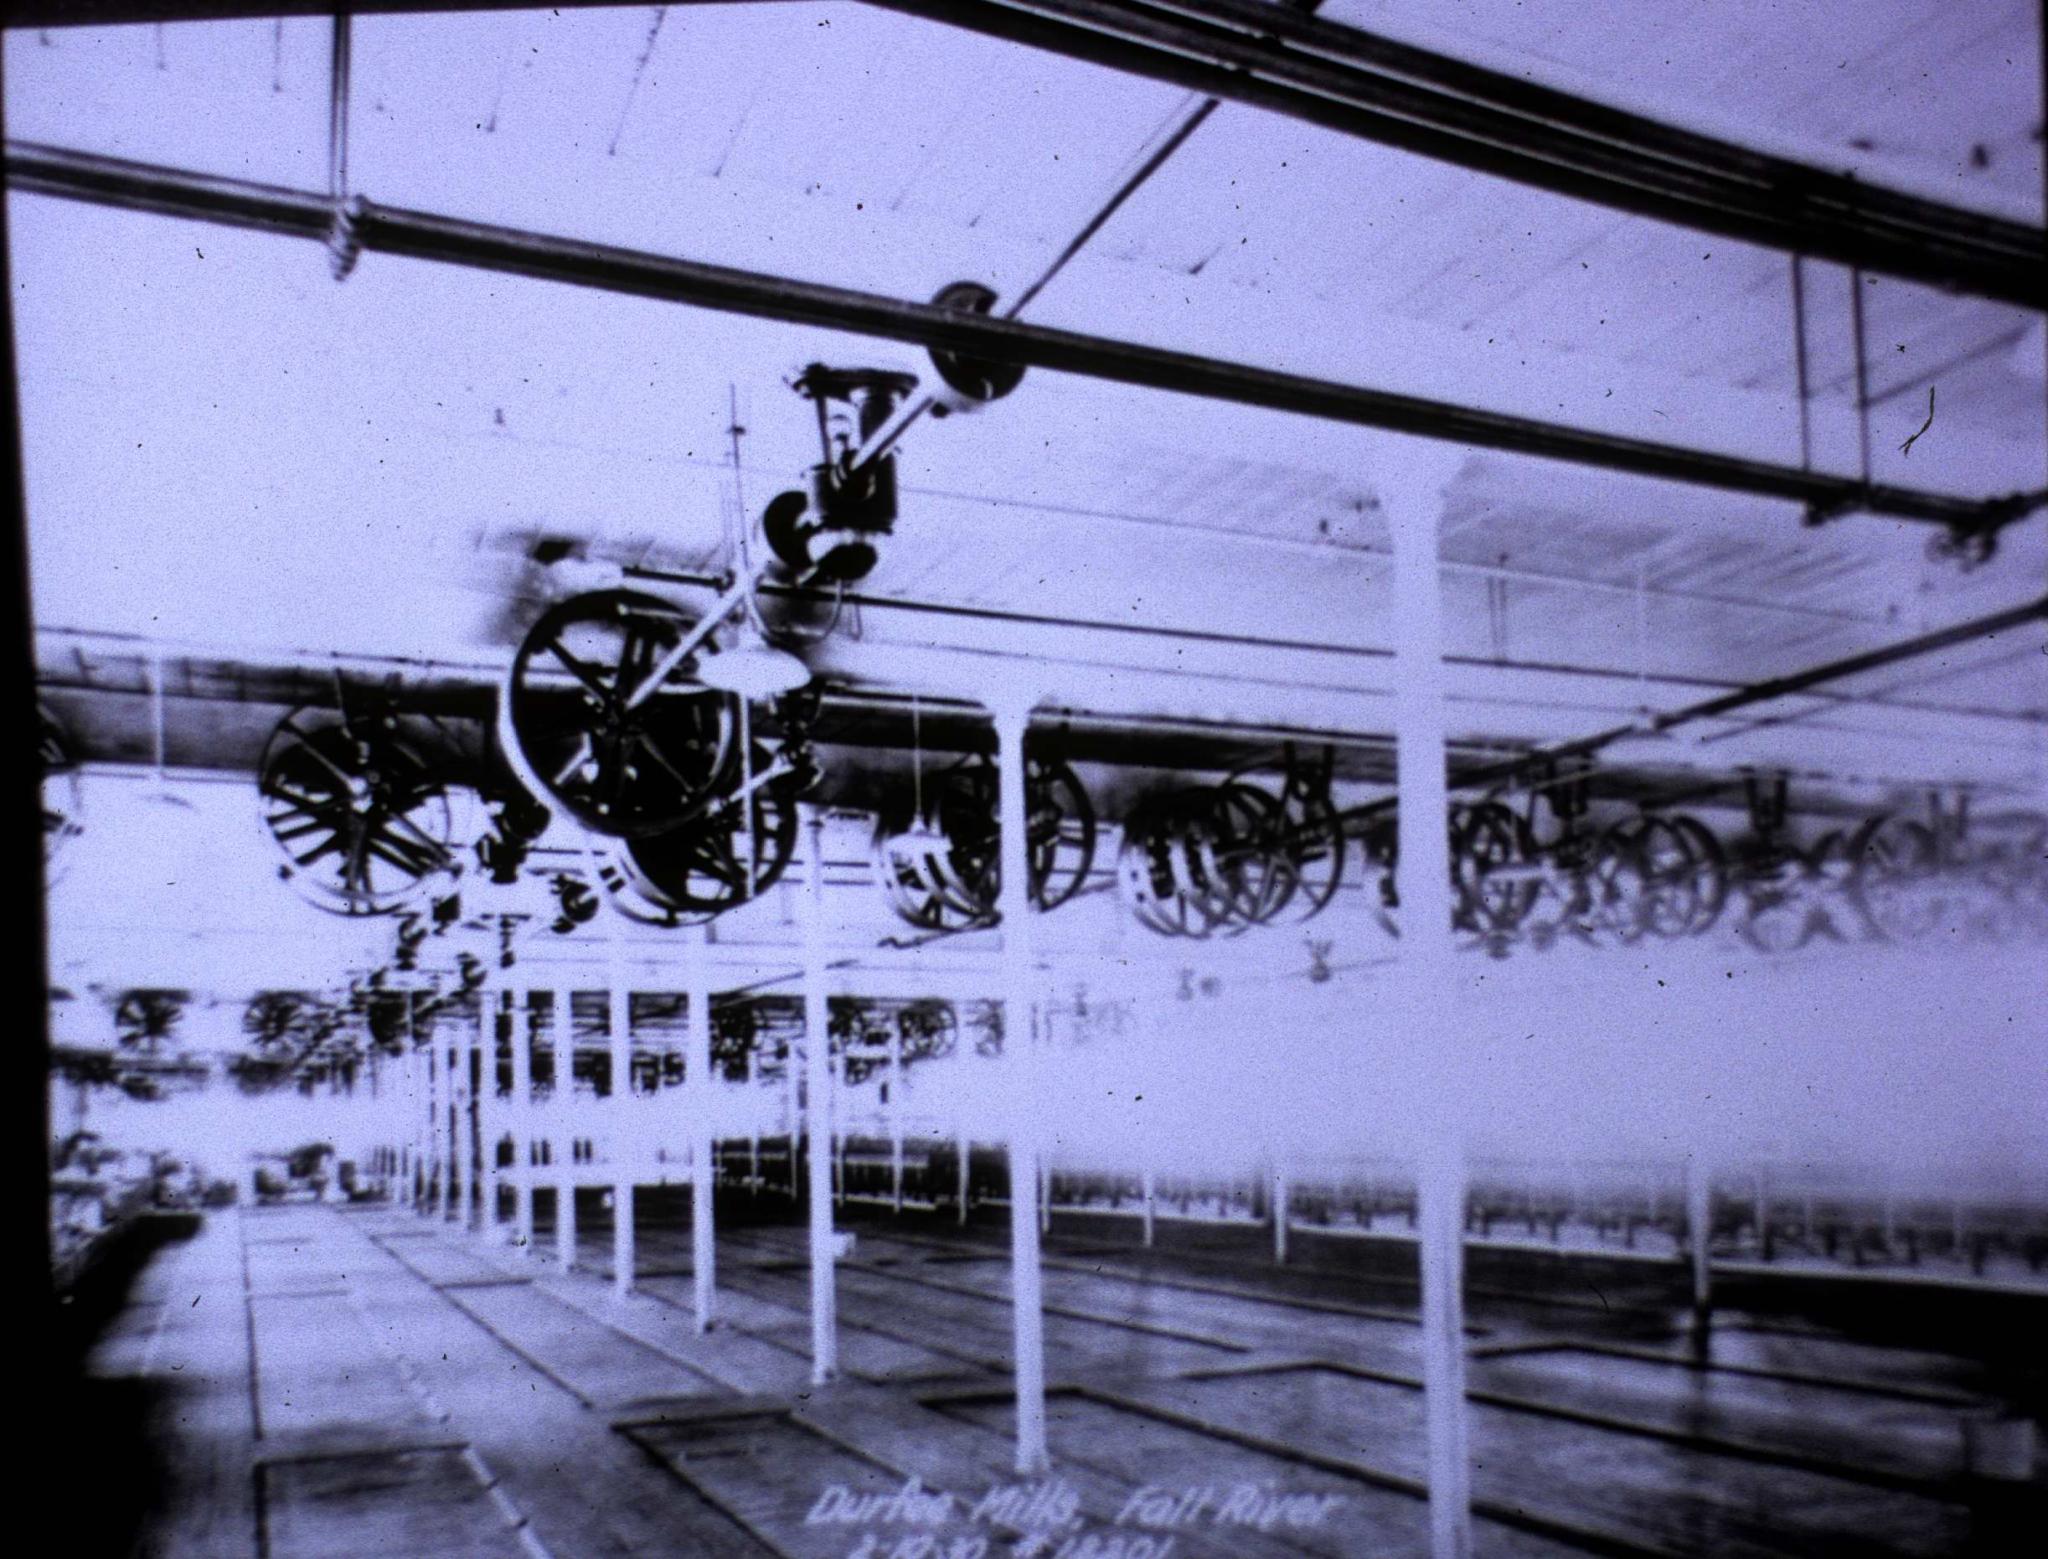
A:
[327,13,350,202]
[1790,255,1812,471]
[843,88,1218,478]
[1850,267,1873,485]
[7,141,2032,534]
[866,0,2046,310]
[1341,592,2048,815]
[621,568,760,712]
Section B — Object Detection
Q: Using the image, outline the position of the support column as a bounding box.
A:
[1384,446,1472,1559]
[957,1116,972,1227]
[1141,1163,1157,1249]
[509,983,534,1250]
[428,999,449,1221]
[889,1021,905,1215]
[449,1024,470,1224]
[1686,1154,1713,1318]
[786,1028,804,1201]
[478,977,501,1234]
[1274,1163,1291,1266]
[686,932,718,1332]
[803,808,841,1384]
[610,974,635,1297]
[398,1034,417,1208]
[995,702,1049,1476]
[555,990,577,1271]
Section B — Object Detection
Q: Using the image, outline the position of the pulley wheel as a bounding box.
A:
[607,742,799,921]
[927,281,1026,410]
[502,589,740,840]
[258,707,459,917]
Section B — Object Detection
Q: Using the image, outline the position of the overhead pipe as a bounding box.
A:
[866,0,2046,311]
[1346,591,2048,817]
[14,1,2038,305]
[6,141,2037,541]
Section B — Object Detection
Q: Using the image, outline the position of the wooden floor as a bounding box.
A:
[78,1196,2041,1558]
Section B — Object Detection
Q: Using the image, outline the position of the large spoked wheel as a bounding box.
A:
[1118,800,1215,938]
[875,815,986,930]
[1276,779,1346,926]
[1736,846,1818,954]
[1027,756,1097,912]
[605,744,799,925]
[1585,818,1650,944]
[873,758,998,931]
[1451,801,1535,935]
[1847,814,1940,942]
[1635,814,1725,938]
[502,590,739,840]
[259,708,459,916]
[1206,782,1298,928]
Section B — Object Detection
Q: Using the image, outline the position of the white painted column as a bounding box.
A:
[1687,1155,1713,1315]
[610,975,635,1296]
[995,702,1049,1476]
[1753,1165,1768,1258]
[398,1031,417,1208]
[890,1022,905,1215]
[803,807,841,1384]
[957,1088,972,1227]
[686,932,718,1331]
[509,983,534,1250]
[746,1039,761,1192]
[1274,1163,1291,1266]
[1385,447,1473,1559]
[1141,1163,1157,1249]
[452,1019,473,1226]
[478,977,501,1234]
[555,990,578,1271]
[786,1028,804,1200]
[428,1001,449,1221]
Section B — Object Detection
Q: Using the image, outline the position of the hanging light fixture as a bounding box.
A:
[696,616,811,699]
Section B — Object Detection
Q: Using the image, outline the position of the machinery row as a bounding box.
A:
[40,681,2048,961]
[34,325,2048,962]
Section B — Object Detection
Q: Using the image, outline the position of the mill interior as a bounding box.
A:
[14,4,2048,1557]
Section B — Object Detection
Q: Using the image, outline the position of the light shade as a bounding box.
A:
[697,628,812,699]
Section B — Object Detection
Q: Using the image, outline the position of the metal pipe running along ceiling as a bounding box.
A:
[9,141,2041,542]
[12,0,2043,308]
[865,0,2048,312]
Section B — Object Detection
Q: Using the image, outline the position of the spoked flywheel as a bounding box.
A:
[258,706,461,916]
[602,743,801,927]
[502,589,741,839]
[874,754,1097,930]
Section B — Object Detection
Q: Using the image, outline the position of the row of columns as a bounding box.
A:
[380,447,1484,1551]
[399,951,719,1333]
